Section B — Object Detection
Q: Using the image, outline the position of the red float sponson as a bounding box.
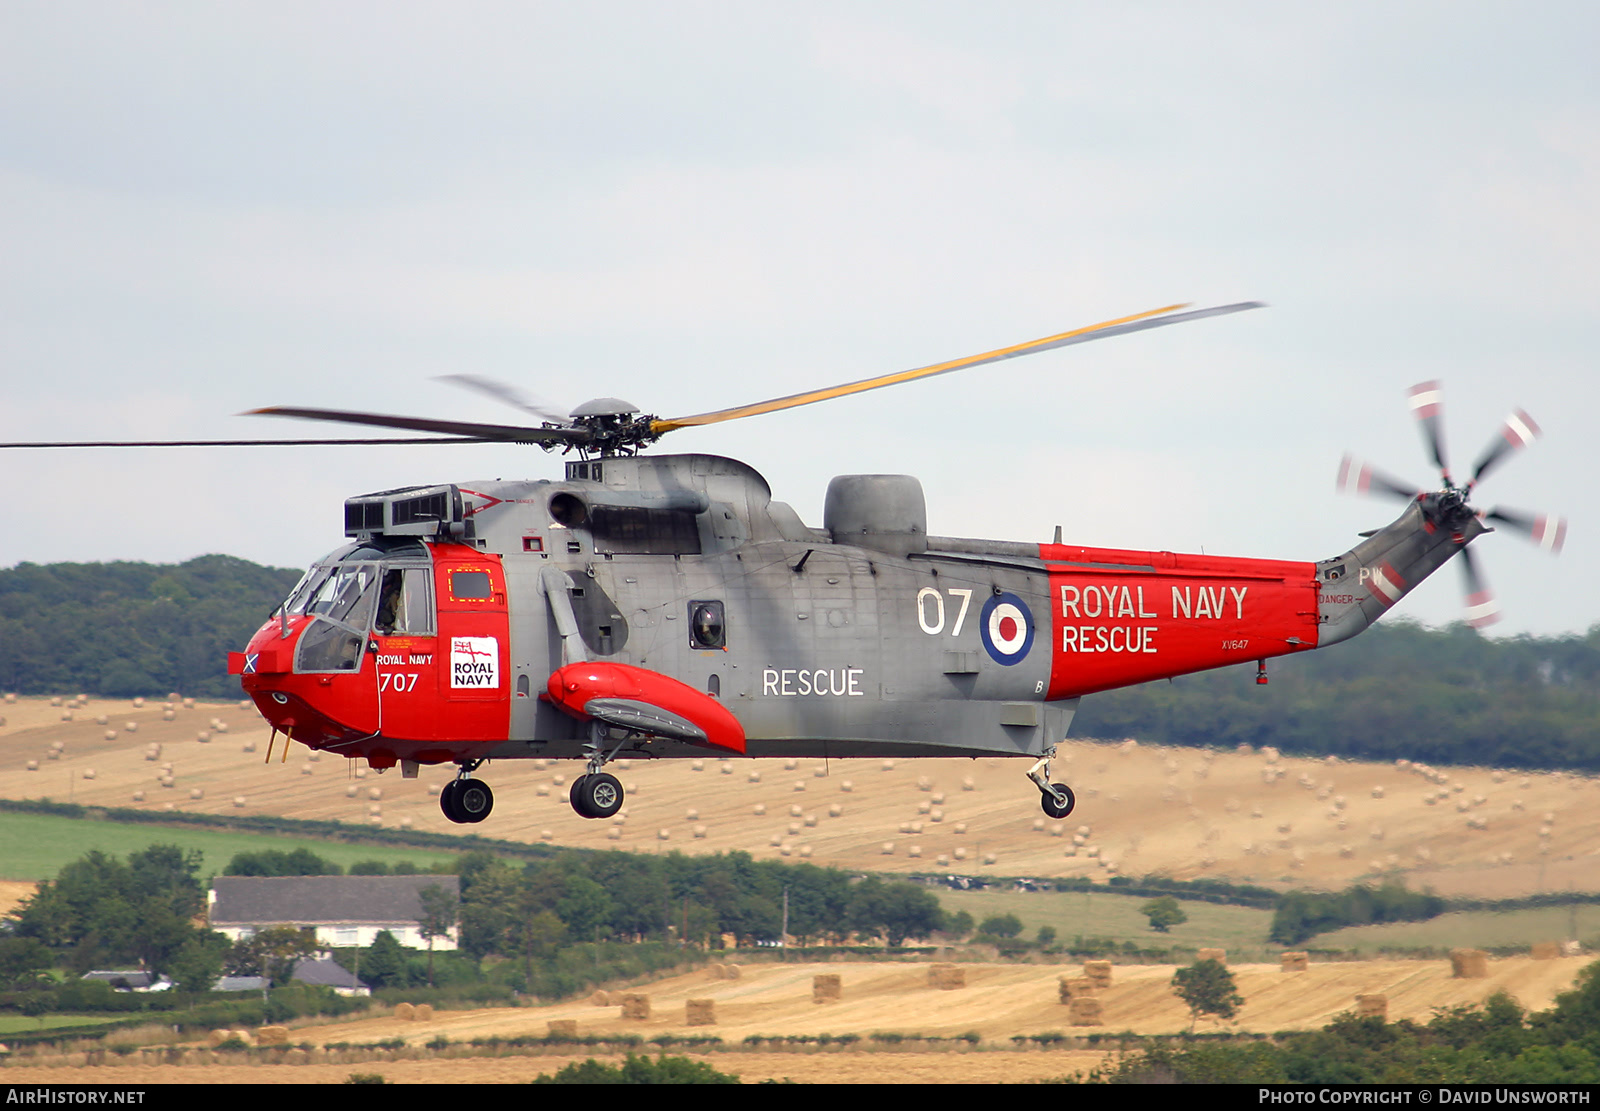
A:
[547,662,746,754]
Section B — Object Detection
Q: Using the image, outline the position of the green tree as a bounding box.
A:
[416,883,458,987]
[1172,958,1244,1030]
[1141,895,1189,932]
[977,914,1024,939]
[360,930,407,989]
[227,926,319,987]
[532,1053,740,1084]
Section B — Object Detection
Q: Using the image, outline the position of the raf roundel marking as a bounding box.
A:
[980,593,1034,665]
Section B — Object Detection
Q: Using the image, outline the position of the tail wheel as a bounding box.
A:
[1041,783,1075,820]
[575,772,624,819]
[456,780,494,823]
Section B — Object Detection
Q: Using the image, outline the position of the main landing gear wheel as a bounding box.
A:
[1040,783,1075,820]
[569,772,624,819]
[440,778,494,824]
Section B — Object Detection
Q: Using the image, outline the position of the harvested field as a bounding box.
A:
[2,956,1588,1084]
[3,695,1598,899]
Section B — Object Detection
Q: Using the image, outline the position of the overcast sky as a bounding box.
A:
[2,2,1595,637]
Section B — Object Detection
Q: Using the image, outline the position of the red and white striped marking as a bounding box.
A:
[1407,381,1443,418]
[1338,454,1371,495]
[1501,409,1541,449]
[1366,562,1406,605]
[1465,590,1500,628]
[1532,515,1567,554]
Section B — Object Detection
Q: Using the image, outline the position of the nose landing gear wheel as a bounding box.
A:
[1040,783,1075,820]
[570,772,624,819]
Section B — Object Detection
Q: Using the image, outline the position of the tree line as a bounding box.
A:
[0,556,300,699]
[1076,619,1600,771]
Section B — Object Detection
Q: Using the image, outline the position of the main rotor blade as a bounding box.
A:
[1482,506,1567,554]
[0,436,498,449]
[246,406,592,445]
[1470,409,1541,488]
[434,374,571,425]
[1406,380,1451,481]
[1457,544,1500,629]
[651,301,1264,433]
[1337,453,1423,502]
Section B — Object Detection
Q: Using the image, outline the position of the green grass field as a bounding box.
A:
[933,886,1276,956]
[1314,905,1600,954]
[0,810,459,882]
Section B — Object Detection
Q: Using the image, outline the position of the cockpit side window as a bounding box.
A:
[374,567,435,636]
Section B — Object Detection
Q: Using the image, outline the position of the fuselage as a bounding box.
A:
[232,452,1475,773]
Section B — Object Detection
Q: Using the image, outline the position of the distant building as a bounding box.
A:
[207,875,460,951]
[211,975,268,993]
[290,957,370,997]
[80,970,172,992]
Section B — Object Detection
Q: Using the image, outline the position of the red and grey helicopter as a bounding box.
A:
[4,303,1565,823]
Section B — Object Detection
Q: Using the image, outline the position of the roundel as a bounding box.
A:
[979,593,1035,666]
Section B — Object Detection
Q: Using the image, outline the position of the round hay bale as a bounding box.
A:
[394,1003,416,1021]
[82,769,95,780]
[691,759,704,771]
[840,780,853,792]
[693,825,707,839]
[232,797,247,808]
[657,829,670,841]
[125,722,138,733]
[195,731,208,743]
[753,803,765,815]
[881,842,895,855]
[188,788,203,800]
[829,803,843,817]
[589,990,611,1006]
[1450,949,1489,978]
[346,785,358,797]
[747,771,761,783]
[132,791,144,802]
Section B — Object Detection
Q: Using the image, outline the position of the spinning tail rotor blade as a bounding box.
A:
[1482,506,1567,554]
[1337,453,1423,502]
[1407,380,1451,481]
[1457,544,1500,629]
[1470,409,1542,488]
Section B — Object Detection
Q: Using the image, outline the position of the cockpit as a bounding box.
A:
[279,539,435,672]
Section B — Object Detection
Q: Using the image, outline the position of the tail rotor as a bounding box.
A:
[1339,381,1564,626]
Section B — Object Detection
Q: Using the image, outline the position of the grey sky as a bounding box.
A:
[2,2,1595,636]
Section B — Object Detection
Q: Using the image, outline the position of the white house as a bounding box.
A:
[207,874,459,951]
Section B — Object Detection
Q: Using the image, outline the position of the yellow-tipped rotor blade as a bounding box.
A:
[652,301,1262,434]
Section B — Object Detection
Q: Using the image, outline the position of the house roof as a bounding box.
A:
[209,874,459,927]
[291,957,368,990]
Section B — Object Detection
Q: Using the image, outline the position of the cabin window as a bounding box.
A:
[689,601,725,650]
[449,570,493,601]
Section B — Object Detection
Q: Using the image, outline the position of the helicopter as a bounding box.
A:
[2,303,1565,824]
